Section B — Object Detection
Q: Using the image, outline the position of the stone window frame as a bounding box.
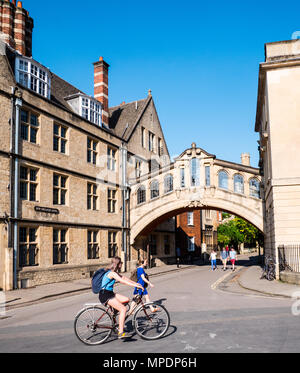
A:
[218,170,229,190]
[135,159,142,179]
[164,174,173,194]
[249,177,261,199]
[148,131,155,153]
[53,123,68,154]
[158,137,163,156]
[19,226,39,267]
[233,173,245,194]
[137,185,146,205]
[87,137,98,165]
[53,228,68,265]
[190,157,200,187]
[205,209,212,220]
[20,108,40,144]
[108,188,117,213]
[20,164,39,202]
[87,182,98,211]
[108,231,118,258]
[205,165,211,187]
[150,180,160,200]
[180,167,185,188]
[53,173,68,206]
[107,146,117,171]
[87,230,100,259]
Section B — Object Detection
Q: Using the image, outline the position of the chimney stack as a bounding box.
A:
[0,0,34,57]
[241,153,250,166]
[93,56,110,127]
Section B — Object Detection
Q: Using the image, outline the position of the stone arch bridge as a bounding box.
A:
[129,144,263,247]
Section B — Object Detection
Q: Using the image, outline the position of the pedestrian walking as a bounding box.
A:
[229,247,237,271]
[128,259,158,314]
[220,248,229,271]
[176,247,181,267]
[210,249,217,271]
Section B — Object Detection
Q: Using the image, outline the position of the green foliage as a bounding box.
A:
[217,216,263,248]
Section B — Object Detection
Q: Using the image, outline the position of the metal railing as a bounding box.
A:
[278,245,300,273]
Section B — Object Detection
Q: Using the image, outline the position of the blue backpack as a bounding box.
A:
[91,268,108,294]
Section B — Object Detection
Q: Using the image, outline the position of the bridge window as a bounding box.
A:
[218,171,228,190]
[249,178,260,198]
[190,158,200,186]
[180,168,185,188]
[137,186,146,205]
[234,174,244,194]
[164,174,173,194]
[150,180,159,199]
[205,166,210,187]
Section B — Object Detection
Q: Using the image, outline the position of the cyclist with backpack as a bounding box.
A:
[95,256,144,340]
[128,259,159,314]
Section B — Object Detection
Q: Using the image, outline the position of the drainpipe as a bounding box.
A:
[120,143,128,272]
[12,90,22,289]
[8,89,15,250]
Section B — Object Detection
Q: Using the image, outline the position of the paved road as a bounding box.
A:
[0,265,299,353]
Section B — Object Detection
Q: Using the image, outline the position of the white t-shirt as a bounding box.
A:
[229,250,237,259]
[210,252,217,260]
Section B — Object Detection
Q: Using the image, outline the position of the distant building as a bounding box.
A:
[176,210,222,259]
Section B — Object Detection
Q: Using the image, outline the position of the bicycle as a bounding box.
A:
[74,295,170,345]
[260,256,276,281]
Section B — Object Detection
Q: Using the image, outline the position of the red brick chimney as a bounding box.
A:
[93,57,109,127]
[0,0,34,57]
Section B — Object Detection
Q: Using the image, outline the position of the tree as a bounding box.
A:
[217,216,263,249]
[217,220,243,248]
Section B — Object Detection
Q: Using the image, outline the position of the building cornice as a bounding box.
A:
[255,58,300,132]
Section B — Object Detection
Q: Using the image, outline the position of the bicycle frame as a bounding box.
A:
[84,299,152,332]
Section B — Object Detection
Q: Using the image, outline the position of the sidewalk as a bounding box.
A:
[1,262,196,310]
[237,265,300,298]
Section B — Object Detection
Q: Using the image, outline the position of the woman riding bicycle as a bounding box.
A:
[99,256,144,339]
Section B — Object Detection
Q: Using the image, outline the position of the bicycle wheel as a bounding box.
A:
[267,267,276,281]
[133,302,170,340]
[74,306,113,345]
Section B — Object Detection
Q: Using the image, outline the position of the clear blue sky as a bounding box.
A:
[24,0,300,166]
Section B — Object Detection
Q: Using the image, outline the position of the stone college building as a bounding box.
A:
[0,0,175,290]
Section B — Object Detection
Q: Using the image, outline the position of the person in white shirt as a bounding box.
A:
[229,247,238,271]
[210,249,217,271]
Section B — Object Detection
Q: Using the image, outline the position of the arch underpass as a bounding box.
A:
[129,144,263,246]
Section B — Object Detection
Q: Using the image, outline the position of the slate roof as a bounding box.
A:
[50,73,85,110]
[4,46,153,141]
[108,97,151,141]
